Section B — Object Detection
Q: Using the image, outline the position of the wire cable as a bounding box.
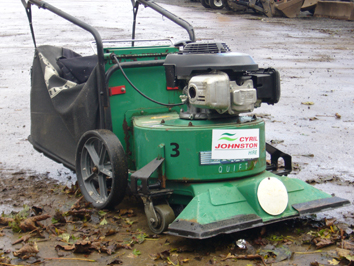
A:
[110,53,183,107]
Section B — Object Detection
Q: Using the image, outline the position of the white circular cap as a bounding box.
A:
[257,177,288,216]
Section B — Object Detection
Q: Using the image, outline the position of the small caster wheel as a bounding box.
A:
[147,204,175,235]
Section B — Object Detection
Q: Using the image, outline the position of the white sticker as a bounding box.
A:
[211,129,259,159]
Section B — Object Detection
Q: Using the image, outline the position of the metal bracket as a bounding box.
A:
[141,196,159,228]
[266,143,292,176]
[130,157,165,194]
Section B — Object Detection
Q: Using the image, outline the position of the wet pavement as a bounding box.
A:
[1,0,354,223]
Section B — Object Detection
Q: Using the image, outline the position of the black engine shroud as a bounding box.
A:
[164,42,280,105]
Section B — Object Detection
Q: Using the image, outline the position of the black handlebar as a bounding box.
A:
[135,0,196,42]
[23,0,105,78]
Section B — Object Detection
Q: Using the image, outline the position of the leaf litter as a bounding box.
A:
[1,171,354,265]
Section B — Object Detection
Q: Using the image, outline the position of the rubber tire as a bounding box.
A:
[76,129,128,209]
[201,0,211,8]
[223,0,247,12]
[148,204,175,235]
[210,0,224,9]
[223,0,233,10]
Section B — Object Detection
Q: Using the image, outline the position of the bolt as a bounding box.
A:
[141,110,144,115]
[150,218,155,223]
[121,87,126,92]
[188,122,193,126]
[161,119,165,124]
[92,166,98,173]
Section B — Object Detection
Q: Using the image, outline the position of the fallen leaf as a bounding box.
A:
[118,209,134,216]
[132,249,141,256]
[73,240,92,254]
[325,218,336,227]
[100,218,108,226]
[149,253,161,260]
[0,257,11,264]
[328,258,340,265]
[70,196,84,210]
[67,209,93,219]
[98,210,107,217]
[59,233,71,243]
[63,182,80,195]
[116,243,132,250]
[336,248,354,261]
[124,218,136,225]
[259,245,292,263]
[340,241,354,250]
[179,258,190,263]
[55,244,75,251]
[335,113,341,119]
[53,210,66,224]
[105,229,118,236]
[19,214,51,232]
[12,234,31,245]
[313,237,334,248]
[0,217,15,225]
[220,253,235,261]
[159,250,171,259]
[13,242,39,259]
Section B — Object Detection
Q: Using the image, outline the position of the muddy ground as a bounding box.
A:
[1,0,354,265]
[1,168,354,266]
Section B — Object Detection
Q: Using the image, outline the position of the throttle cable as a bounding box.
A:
[110,53,183,107]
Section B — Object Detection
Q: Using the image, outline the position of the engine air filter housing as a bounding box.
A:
[183,42,231,54]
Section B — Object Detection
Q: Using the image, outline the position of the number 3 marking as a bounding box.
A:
[170,143,180,157]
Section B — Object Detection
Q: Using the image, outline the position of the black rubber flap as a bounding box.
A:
[167,214,262,239]
[292,196,350,215]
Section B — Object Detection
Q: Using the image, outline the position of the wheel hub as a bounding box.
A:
[92,166,99,173]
